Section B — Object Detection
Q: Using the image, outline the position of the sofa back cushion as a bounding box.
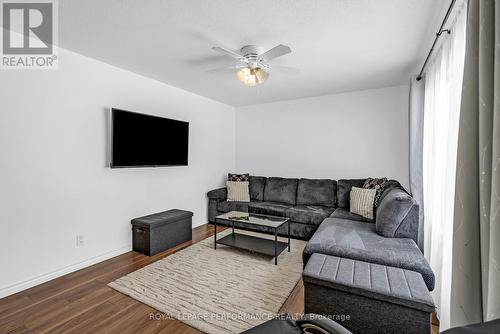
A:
[264,177,298,205]
[337,179,366,208]
[376,188,418,241]
[376,180,402,204]
[296,178,336,207]
[249,176,266,201]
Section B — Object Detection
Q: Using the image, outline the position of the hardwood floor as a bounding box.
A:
[0,224,303,334]
[0,224,438,334]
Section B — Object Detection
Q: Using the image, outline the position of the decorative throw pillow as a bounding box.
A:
[226,181,250,202]
[363,177,388,206]
[228,173,250,182]
[350,187,377,219]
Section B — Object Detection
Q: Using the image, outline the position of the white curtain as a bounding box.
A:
[409,77,425,251]
[422,1,467,330]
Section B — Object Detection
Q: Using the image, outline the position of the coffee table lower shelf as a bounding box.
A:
[216,233,288,259]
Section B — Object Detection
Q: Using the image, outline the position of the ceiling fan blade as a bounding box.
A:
[271,65,300,75]
[259,44,292,61]
[212,46,244,60]
[206,64,244,73]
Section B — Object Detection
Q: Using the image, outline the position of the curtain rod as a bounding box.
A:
[416,0,457,81]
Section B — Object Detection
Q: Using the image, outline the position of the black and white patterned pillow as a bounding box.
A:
[228,173,250,182]
[363,177,388,206]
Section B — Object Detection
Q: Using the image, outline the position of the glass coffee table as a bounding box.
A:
[214,211,290,265]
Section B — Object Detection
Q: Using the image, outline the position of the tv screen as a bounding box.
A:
[111,109,189,167]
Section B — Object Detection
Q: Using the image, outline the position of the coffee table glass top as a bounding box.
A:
[215,211,289,228]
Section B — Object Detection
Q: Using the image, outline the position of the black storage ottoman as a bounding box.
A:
[303,253,435,334]
[131,209,193,256]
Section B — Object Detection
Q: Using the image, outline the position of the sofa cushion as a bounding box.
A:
[286,205,335,226]
[337,179,366,209]
[303,218,435,291]
[249,176,266,201]
[296,179,336,207]
[217,200,249,213]
[330,208,373,223]
[248,201,292,217]
[377,180,403,205]
[263,177,298,205]
[376,188,416,238]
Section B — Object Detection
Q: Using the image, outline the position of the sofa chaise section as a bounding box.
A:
[303,217,435,291]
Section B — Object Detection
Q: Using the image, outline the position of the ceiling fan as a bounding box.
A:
[208,44,298,87]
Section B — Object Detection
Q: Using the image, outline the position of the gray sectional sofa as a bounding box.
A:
[208,177,340,239]
[206,176,435,291]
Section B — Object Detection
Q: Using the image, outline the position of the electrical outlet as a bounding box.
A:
[76,235,84,247]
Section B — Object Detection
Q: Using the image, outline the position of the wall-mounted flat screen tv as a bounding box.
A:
[111,108,189,168]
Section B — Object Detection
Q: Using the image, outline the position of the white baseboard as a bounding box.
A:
[0,245,132,299]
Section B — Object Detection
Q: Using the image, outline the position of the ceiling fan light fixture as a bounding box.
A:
[236,67,268,87]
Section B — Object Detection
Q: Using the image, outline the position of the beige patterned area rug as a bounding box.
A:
[108,230,306,334]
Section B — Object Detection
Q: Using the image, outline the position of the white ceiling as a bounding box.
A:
[59,0,449,107]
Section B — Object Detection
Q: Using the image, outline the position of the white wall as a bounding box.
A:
[0,48,235,297]
[235,86,410,188]
[0,51,409,298]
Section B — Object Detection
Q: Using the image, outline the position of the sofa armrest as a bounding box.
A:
[375,188,419,244]
[207,187,227,201]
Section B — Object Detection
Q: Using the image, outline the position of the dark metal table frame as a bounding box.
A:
[214,212,290,265]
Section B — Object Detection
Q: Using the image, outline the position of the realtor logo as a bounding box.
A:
[1,0,58,69]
